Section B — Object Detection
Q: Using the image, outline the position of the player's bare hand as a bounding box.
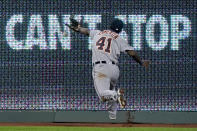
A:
[142,60,150,69]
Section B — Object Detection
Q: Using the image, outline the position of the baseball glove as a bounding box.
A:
[65,15,79,31]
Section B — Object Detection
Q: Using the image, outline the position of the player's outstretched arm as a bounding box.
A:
[126,50,149,69]
[73,25,90,36]
[64,25,90,36]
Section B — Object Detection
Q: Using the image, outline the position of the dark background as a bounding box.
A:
[0,0,196,110]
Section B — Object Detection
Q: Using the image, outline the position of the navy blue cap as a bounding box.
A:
[109,18,124,33]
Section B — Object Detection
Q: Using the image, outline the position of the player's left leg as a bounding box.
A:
[107,100,118,120]
[106,83,118,120]
[107,74,126,120]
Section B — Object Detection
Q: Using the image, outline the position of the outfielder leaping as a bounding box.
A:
[66,17,149,120]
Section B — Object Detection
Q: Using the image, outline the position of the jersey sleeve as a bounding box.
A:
[89,30,100,40]
[117,37,134,53]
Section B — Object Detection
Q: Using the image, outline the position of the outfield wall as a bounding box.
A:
[0,111,196,124]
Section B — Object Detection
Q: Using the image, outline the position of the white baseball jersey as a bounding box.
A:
[90,30,134,64]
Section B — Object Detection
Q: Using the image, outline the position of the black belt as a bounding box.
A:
[93,61,116,66]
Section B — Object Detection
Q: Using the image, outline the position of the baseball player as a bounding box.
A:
[66,17,149,120]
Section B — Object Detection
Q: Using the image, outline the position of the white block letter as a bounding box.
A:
[171,15,191,50]
[6,15,24,50]
[146,15,169,51]
[62,15,71,49]
[25,15,47,49]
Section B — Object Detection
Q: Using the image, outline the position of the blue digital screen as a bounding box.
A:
[0,0,196,111]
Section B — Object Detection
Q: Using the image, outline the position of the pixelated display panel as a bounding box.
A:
[0,0,196,110]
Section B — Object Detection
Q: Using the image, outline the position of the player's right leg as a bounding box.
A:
[107,101,117,120]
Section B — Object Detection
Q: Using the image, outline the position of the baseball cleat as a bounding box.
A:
[117,89,126,108]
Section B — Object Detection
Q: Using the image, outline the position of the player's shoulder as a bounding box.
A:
[90,30,101,34]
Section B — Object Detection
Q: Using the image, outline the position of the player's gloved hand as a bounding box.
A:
[65,15,80,32]
[70,17,79,28]
[142,60,150,69]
